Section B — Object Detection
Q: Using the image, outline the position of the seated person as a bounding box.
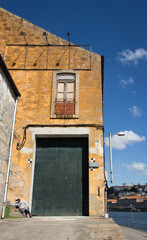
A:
[14,198,32,217]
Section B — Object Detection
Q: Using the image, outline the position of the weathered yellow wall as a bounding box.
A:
[0,7,104,216]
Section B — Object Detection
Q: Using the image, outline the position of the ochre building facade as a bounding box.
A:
[0,7,104,216]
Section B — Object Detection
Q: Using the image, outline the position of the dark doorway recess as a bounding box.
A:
[32,137,89,216]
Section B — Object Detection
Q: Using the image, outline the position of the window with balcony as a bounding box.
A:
[55,74,75,115]
[51,71,79,118]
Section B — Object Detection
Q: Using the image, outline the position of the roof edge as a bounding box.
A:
[0,55,21,97]
[0,7,102,57]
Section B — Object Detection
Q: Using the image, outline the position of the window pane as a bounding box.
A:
[67,93,74,100]
[57,93,64,101]
[57,83,64,92]
[67,82,74,93]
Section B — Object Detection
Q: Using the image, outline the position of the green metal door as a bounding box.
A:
[32,137,89,216]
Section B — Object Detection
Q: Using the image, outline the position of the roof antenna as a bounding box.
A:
[43,32,49,45]
[20,31,28,45]
[67,32,70,45]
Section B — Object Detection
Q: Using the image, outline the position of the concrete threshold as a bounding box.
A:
[0,217,126,240]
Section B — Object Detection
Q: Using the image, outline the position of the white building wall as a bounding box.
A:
[0,66,16,215]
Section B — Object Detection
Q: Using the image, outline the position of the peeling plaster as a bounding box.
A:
[89,146,97,154]
[20,147,33,154]
[30,127,90,140]
[97,140,103,156]
[9,164,24,189]
[90,141,103,156]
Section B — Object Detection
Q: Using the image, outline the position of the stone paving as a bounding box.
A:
[0,217,126,240]
[121,226,147,240]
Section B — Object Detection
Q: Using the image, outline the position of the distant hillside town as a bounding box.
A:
[107,183,147,212]
[108,183,147,199]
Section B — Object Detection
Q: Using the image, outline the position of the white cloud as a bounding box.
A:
[131,90,136,96]
[105,130,145,150]
[126,162,147,175]
[120,77,134,88]
[128,106,143,117]
[128,78,134,84]
[117,48,147,64]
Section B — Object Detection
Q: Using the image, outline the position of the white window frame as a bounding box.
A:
[56,73,75,102]
[50,70,80,118]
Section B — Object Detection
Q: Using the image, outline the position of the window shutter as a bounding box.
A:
[57,82,64,101]
[67,82,74,101]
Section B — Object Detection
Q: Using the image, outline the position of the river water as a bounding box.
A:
[109,211,147,231]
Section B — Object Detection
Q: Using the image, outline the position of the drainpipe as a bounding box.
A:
[1,96,19,219]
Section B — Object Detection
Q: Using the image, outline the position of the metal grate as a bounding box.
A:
[54,100,75,115]
[4,44,92,70]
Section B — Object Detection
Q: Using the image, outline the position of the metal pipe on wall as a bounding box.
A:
[1,96,19,219]
[109,132,113,184]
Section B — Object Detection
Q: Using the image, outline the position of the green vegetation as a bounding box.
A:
[128,193,137,196]
[4,204,11,218]
[109,195,118,200]
[4,204,23,218]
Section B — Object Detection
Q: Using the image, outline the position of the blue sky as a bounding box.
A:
[1,0,147,186]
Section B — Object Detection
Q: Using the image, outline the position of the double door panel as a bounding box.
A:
[32,137,89,216]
